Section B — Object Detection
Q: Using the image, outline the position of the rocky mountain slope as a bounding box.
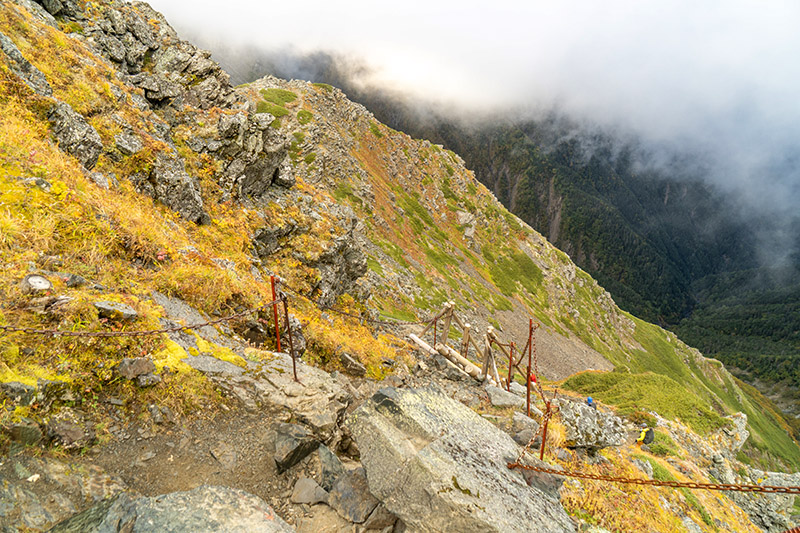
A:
[209,47,800,420]
[0,0,799,531]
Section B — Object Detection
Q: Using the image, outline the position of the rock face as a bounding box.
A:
[556,399,626,451]
[48,485,294,532]
[347,386,576,533]
[0,31,52,96]
[129,154,207,224]
[310,233,368,307]
[47,102,103,170]
[485,384,526,408]
[274,423,319,474]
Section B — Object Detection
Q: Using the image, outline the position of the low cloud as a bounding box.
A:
[152,0,800,256]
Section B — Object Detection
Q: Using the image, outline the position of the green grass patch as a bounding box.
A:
[297,109,313,125]
[256,101,289,117]
[377,240,410,268]
[260,88,297,106]
[379,306,417,322]
[649,430,680,457]
[369,121,384,138]
[304,153,317,164]
[441,177,459,203]
[486,250,543,298]
[293,131,305,143]
[312,82,333,92]
[563,371,728,435]
[398,192,435,228]
[366,256,383,276]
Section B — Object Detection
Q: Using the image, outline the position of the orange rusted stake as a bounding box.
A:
[527,319,533,417]
[540,401,550,461]
[270,276,281,352]
[281,295,299,383]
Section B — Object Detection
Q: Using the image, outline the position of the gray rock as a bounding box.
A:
[513,428,538,447]
[362,503,397,530]
[46,409,94,450]
[727,468,800,532]
[340,353,367,377]
[509,381,527,396]
[152,290,228,347]
[512,412,539,433]
[94,300,138,321]
[182,354,244,376]
[49,486,294,532]
[88,172,111,189]
[8,418,43,446]
[274,423,319,474]
[136,373,161,387]
[291,477,328,505]
[19,274,52,294]
[632,458,653,479]
[681,516,703,533]
[556,399,626,450]
[485,385,525,408]
[98,32,126,63]
[115,357,155,379]
[129,72,181,102]
[63,273,88,288]
[318,445,346,491]
[48,102,103,170]
[0,31,52,97]
[718,412,749,455]
[347,386,576,533]
[252,223,295,258]
[328,467,379,524]
[309,233,368,307]
[114,132,143,155]
[149,154,206,224]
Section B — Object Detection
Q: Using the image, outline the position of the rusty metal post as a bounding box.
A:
[540,401,550,460]
[270,276,281,352]
[433,318,438,346]
[281,295,299,383]
[506,342,515,391]
[527,318,533,417]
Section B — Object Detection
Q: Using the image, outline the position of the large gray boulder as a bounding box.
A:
[48,485,294,532]
[48,102,103,170]
[556,399,626,451]
[347,386,576,533]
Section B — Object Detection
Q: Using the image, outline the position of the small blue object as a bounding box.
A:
[587,397,593,405]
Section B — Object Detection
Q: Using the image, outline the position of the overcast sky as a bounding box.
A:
[150,0,800,219]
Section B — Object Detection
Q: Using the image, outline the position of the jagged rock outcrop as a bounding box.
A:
[47,102,103,170]
[30,0,293,206]
[309,233,368,307]
[219,112,294,199]
[556,399,626,451]
[347,386,576,533]
[48,485,294,532]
